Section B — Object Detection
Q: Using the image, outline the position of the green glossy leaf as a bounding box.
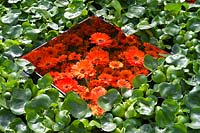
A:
[25,94,51,113]
[98,89,122,111]
[55,110,71,126]
[137,19,157,30]
[162,99,179,114]
[102,122,116,132]
[185,107,200,129]
[4,45,23,58]
[54,0,69,7]
[155,106,175,128]
[166,65,184,81]
[185,86,200,109]
[158,82,182,100]
[164,3,182,14]
[187,17,200,32]
[0,95,7,108]
[123,118,141,129]
[144,55,159,71]
[66,120,87,133]
[163,23,181,36]
[0,109,16,132]
[126,5,145,18]
[132,74,147,88]
[64,10,82,19]
[37,74,52,89]
[10,88,31,115]
[62,92,90,118]
[110,0,122,14]
[1,9,21,24]
[26,111,49,133]
[167,123,187,133]
[136,96,157,116]
[8,0,21,3]
[9,118,29,133]
[166,54,189,69]
[4,25,23,39]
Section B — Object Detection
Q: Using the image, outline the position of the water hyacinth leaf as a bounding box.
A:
[4,25,23,39]
[46,88,59,103]
[185,86,200,109]
[102,122,117,132]
[55,110,71,126]
[185,108,200,129]
[165,54,189,69]
[37,74,52,89]
[166,65,184,81]
[137,19,157,30]
[122,23,138,35]
[136,96,157,116]
[158,82,182,100]
[62,92,90,119]
[25,94,51,113]
[164,3,182,14]
[162,99,179,114]
[10,88,32,115]
[0,95,7,109]
[1,9,21,24]
[144,55,158,71]
[66,120,87,133]
[98,89,122,111]
[132,74,147,88]
[167,123,187,133]
[15,59,35,74]
[9,118,29,133]
[4,45,23,58]
[110,0,122,14]
[123,118,141,129]
[8,0,21,3]
[54,0,69,7]
[47,22,59,30]
[26,111,49,133]
[155,106,175,128]
[163,23,181,36]
[64,9,82,19]
[126,5,145,18]
[187,17,200,32]
[0,109,16,132]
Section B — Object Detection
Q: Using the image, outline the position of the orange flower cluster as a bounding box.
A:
[22,16,167,116]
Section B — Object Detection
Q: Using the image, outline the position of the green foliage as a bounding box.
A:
[0,0,200,132]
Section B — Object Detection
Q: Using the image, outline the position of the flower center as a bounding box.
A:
[133,56,139,61]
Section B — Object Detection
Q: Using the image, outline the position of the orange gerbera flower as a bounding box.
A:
[102,67,114,75]
[37,57,59,72]
[98,73,113,87]
[89,32,112,47]
[89,80,102,89]
[124,49,145,67]
[88,102,105,116]
[75,85,89,100]
[22,50,44,65]
[120,70,134,82]
[117,79,132,89]
[71,60,96,79]
[126,35,142,47]
[90,86,107,102]
[42,46,59,57]
[109,61,123,69]
[54,43,67,54]
[68,52,81,61]
[86,48,109,66]
[54,77,78,93]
